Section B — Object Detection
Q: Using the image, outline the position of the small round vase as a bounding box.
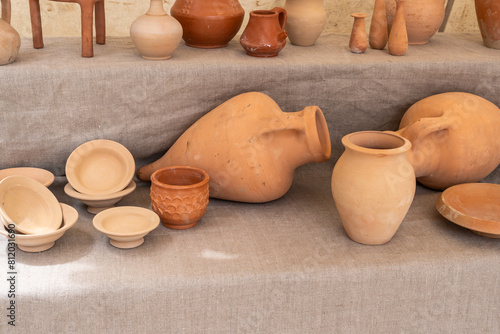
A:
[331,131,415,245]
[475,0,500,49]
[369,0,388,50]
[130,0,183,60]
[0,0,20,66]
[349,13,369,53]
[284,0,326,46]
[388,0,408,56]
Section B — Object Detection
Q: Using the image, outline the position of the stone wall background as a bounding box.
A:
[7,0,479,38]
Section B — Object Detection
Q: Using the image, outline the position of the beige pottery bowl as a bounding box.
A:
[0,167,55,187]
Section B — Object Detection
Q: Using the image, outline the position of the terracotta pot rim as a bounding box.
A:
[351,13,369,18]
[250,10,278,16]
[343,131,411,155]
[305,106,331,162]
[151,165,210,190]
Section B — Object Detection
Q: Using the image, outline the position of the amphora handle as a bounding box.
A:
[1,0,11,24]
[271,7,287,31]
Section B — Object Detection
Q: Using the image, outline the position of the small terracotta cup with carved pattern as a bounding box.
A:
[150,166,209,229]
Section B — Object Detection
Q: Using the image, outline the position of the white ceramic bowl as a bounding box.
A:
[0,175,62,234]
[0,167,55,187]
[64,181,136,214]
[0,203,78,252]
[93,206,160,249]
[65,139,135,196]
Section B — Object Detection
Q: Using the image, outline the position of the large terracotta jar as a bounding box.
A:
[0,0,20,66]
[385,0,445,45]
[475,0,500,49]
[138,92,332,203]
[284,0,327,46]
[331,131,416,245]
[396,92,500,190]
[170,0,244,48]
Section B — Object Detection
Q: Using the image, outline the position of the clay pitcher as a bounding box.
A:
[0,0,21,66]
[137,92,332,203]
[331,131,415,245]
[396,92,500,190]
[240,7,288,57]
[284,0,326,46]
[388,0,407,56]
[369,0,388,50]
[349,13,369,53]
[475,0,500,49]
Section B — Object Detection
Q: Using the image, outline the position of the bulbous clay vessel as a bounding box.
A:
[386,0,445,45]
[130,0,183,60]
[331,131,415,245]
[240,8,288,57]
[396,92,500,190]
[388,0,407,56]
[349,13,369,53]
[284,0,326,46]
[138,92,332,203]
[170,0,244,48]
[475,0,500,49]
[369,0,388,50]
[0,0,20,66]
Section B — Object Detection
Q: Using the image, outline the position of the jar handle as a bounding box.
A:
[1,0,11,24]
[271,7,287,31]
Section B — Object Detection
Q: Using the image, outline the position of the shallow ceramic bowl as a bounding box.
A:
[93,206,160,249]
[65,139,135,196]
[436,183,500,238]
[0,167,55,187]
[0,175,62,234]
[0,203,78,252]
[64,181,136,214]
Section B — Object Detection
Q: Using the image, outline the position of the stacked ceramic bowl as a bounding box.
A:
[64,139,136,214]
[0,175,78,252]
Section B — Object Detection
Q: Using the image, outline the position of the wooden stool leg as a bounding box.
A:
[95,0,105,45]
[79,1,94,57]
[29,0,44,49]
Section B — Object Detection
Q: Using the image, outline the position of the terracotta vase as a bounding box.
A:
[0,0,20,66]
[284,0,326,46]
[475,0,500,49]
[369,0,388,50]
[349,13,369,54]
[240,7,288,57]
[386,0,445,45]
[331,131,416,245]
[387,0,407,56]
[138,92,332,203]
[130,0,183,60]
[396,92,500,190]
[170,0,244,48]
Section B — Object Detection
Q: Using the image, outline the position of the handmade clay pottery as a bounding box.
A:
[170,0,244,48]
[138,92,332,203]
[0,176,62,234]
[284,0,326,46]
[331,131,415,245]
[0,0,21,66]
[436,183,500,238]
[0,167,54,187]
[386,0,445,45]
[396,92,500,190]
[475,0,500,49]
[240,7,288,57]
[388,0,408,56]
[349,13,369,54]
[130,0,183,60]
[150,166,209,229]
[64,181,136,214]
[0,203,78,252]
[93,206,160,249]
[369,0,388,50]
[66,139,135,196]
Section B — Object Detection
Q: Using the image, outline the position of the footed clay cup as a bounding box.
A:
[0,175,62,234]
[0,167,54,187]
[93,206,160,249]
[0,203,78,252]
[150,166,209,229]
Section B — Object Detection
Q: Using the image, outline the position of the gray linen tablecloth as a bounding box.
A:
[0,33,499,333]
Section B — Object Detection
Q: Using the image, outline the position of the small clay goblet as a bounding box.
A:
[150,166,209,229]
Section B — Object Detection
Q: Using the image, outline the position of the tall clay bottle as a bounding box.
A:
[369,0,388,50]
[0,0,20,66]
[388,0,407,56]
[475,0,500,49]
[284,0,327,46]
[349,13,369,53]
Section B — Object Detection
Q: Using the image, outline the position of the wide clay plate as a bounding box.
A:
[0,167,55,187]
[65,139,135,196]
[436,183,500,238]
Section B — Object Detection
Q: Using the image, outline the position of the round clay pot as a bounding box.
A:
[386,0,445,45]
[475,0,500,49]
[170,0,244,48]
[0,0,20,66]
[331,131,415,245]
[284,0,326,46]
[150,166,209,230]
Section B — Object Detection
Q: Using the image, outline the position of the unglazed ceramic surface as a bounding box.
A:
[475,0,500,49]
[0,167,54,187]
[436,183,500,238]
[0,203,78,252]
[284,0,326,46]
[150,166,209,230]
[93,206,160,248]
[388,0,408,56]
[0,176,62,234]
[369,0,388,50]
[0,1,20,66]
[349,13,369,53]
[66,139,135,196]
